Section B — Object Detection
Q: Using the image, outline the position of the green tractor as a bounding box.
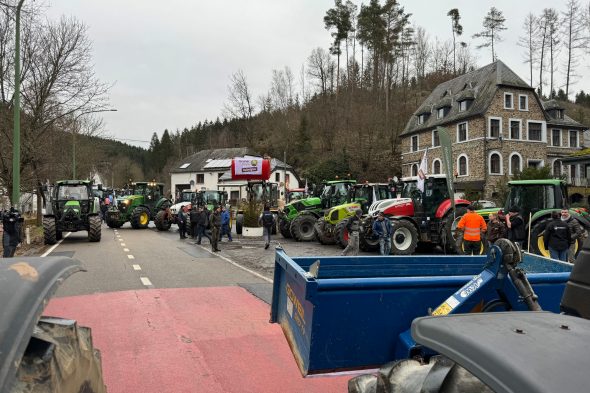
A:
[279,179,357,242]
[196,189,229,211]
[235,181,280,235]
[315,183,395,248]
[106,181,172,229]
[474,179,590,257]
[43,180,102,244]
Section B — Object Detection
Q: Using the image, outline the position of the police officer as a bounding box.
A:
[2,208,22,258]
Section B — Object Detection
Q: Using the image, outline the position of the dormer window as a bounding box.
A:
[557,109,564,119]
[437,107,446,119]
[417,113,429,125]
[459,99,472,112]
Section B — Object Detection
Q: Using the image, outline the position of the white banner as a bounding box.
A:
[234,157,262,176]
[417,148,428,192]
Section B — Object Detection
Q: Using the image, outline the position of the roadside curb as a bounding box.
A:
[195,244,273,283]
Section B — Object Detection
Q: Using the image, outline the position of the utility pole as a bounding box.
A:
[283,151,287,201]
[12,0,25,207]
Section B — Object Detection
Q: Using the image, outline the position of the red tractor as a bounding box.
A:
[361,175,471,255]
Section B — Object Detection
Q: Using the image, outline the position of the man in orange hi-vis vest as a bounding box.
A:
[457,205,487,255]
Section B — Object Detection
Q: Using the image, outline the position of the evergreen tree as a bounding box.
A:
[447,8,463,74]
[324,0,355,91]
[473,7,507,62]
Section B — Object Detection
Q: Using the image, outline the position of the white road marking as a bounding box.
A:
[40,232,72,257]
[120,243,126,246]
[140,277,152,286]
[196,245,272,283]
[132,264,141,271]
[124,248,130,252]
[127,255,135,259]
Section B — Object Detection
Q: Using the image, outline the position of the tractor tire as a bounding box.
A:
[348,356,492,393]
[359,216,380,252]
[155,210,172,231]
[271,214,278,235]
[130,206,150,229]
[13,317,107,393]
[315,218,336,245]
[530,219,551,257]
[291,214,317,242]
[235,214,244,235]
[43,217,57,245]
[442,207,467,254]
[335,218,350,249]
[88,215,102,242]
[106,216,122,229]
[390,220,419,255]
[279,218,292,239]
[56,230,63,241]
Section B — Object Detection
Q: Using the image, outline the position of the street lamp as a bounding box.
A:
[71,108,117,179]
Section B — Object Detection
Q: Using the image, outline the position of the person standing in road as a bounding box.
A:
[209,206,222,252]
[189,206,199,239]
[178,205,188,239]
[195,206,211,245]
[372,212,392,256]
[2,208,22,258]
[486,212,507,248]
[342,209,362,256]
[561,208,584,263]
[506,206,525,248]
[258,205,275,249]
[220,206,233,242]
[457,205,487,255]
[544,211,571,262]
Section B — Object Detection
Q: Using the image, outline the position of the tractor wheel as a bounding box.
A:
[530,219,551,257]
[106,216,122,229]
[335,218,350,249]
[271,214,278,235]
[279,218,292,239]
[130,206,150,229]
[88,215,102,242]
[359,216,380,251]
[315,218,336,245]
[291,214,317,242]
[390,220,419,255]
[442,207,467,253]
[56,230,63,241]
[14,317,107,393]
[43,217,57,245]
[235,213,244,235]
[155,210,172,231]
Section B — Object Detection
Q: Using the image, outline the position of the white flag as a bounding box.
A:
[417,148,428,192]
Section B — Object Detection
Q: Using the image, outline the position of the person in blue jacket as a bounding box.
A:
[372,212,392,256]
[220,206,232,242]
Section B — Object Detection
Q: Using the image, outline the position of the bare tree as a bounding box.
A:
[307,47,333,95]
[412,26,430,82]
[223,69,255,119]
[473,7,507,62]
[518,13,538,87]
[447,8,464,74]
[543,8,560,97]
[456,43,477,74]
[562,0,587,99]
[537,9,550,96]
[270,66,295,111]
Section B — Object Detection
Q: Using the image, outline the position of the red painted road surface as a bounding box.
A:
[45,287,349,393]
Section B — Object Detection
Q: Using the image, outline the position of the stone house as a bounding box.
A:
[400,60,587,200]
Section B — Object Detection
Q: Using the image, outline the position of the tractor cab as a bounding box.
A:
[350,183,393,213]
[178,189,196,204]
[132,182,164,203]
[243,181,279,209]
[503,180,567,223]
[196,190,229,210]
[320,180,356,209]
[400,176,450,217]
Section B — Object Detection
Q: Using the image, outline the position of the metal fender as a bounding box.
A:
[435,199,471,218]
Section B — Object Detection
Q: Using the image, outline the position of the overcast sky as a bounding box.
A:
[45,0,588,147]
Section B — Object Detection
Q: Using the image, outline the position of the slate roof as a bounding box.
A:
[402,60,532,136]
[542,100,586,129]
[170,148,293,174]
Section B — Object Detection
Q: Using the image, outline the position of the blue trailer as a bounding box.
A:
[270,242,572,376]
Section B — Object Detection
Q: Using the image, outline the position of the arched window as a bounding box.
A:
[510,153,522,175]
[489,152,502,174]
[553,160,562,177]
[411,164,418,177]
[432,159,441,174]
[457,155,468,176]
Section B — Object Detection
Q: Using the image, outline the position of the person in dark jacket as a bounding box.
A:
[195,207,211,245]
[561,209,584,263]
[372,212,392,256]
[506,206,525,247]
[209,206,222,252]
[220,206,232,242]
[342,209,362,256]
[258,205,275,249]
[189,206,199,239]
[544,211,571,262]
[178,205,188,239]
[2,208,22,258]
[486,212,507,247]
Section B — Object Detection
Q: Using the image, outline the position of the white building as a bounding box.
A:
[170,147,300,205]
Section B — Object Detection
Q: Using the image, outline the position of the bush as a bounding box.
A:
[242,199,262,227]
